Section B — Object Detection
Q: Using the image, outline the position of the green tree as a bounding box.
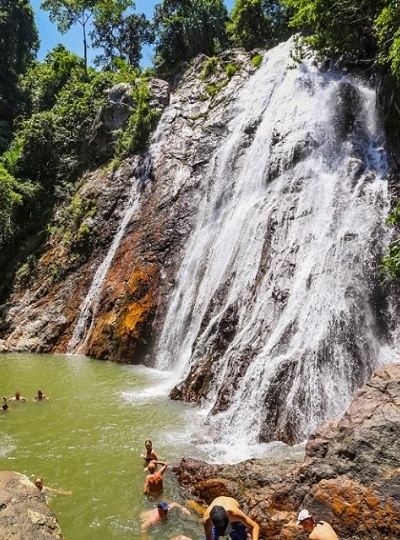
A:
[0,164,23,246]
[227,0,290,51]
[153,0,229,80]
[375,3,400,79]
[40,0,97,74]
[90,0,154,69]
[283,0,382,66]
[0,0,38,152]
[22,45,86,114]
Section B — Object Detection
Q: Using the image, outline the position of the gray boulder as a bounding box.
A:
[0,471,63,539]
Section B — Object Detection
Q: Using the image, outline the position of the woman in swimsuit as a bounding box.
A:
[141,439,158,464]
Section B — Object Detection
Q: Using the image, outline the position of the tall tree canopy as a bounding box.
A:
[153,0,229,79]
[227,0,290,51]
[283,0,387,70]
[0,0,38,152]
[90,0,153,70]
[41,0,97,73]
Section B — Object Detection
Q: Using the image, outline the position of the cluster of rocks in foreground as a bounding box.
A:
[1,363,399,539]
[0,471,62,539]
[173,363,400,540]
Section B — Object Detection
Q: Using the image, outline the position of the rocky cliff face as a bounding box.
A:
[0,42,397,446]
[173,363,400,540]
[0,50,255,361]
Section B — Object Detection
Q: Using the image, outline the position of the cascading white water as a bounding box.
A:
[67,166,143,354]
[155,40,392,444]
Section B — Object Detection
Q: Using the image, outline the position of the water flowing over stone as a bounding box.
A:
[67,163,146,354]
[0,41,395,448]
[155,40,392,444]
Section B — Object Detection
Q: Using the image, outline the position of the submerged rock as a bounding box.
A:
[0,471,63,539]
[173,363,400,539]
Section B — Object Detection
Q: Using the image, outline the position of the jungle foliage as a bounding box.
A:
[3,0,400,282]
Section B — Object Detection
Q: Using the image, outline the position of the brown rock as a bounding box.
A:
[173,363,400,539]
[0,471,63,539]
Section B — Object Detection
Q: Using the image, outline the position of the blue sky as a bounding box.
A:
[31,0,235,68]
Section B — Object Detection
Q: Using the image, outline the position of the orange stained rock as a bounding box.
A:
[364,490,382,510]
[186,499,206,515]
[313,478,364,528]
[118,266,157,332]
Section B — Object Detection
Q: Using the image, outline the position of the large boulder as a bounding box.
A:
[173,362,400,539]
[0,471,63,539]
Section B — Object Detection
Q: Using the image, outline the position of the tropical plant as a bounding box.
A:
[0,0,38,151]
[90,0,154,69]
[153,0,229,80]
[41,0,97,73]
[227,0,290,51]
[21,45,86,114]
[283,0,383,68]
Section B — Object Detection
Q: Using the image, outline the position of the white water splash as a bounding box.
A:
[155,40,392,444]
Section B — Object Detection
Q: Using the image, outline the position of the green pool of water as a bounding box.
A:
[0,353,207,540]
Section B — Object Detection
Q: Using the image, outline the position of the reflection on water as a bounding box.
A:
[0,354,303,540]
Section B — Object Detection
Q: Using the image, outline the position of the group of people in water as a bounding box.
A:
[139,440,339,540]
[1,390,49,410]
[140,439,191,534]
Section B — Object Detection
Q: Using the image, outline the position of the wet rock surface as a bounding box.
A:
[0,471,63,539]
[0,50,254,364]
[173,363,400,539]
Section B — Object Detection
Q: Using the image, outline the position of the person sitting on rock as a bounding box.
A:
[143,460,168,495]
[141,439,158,464]
[140,500,190,531]
[203,496,260,540]
[8,391,26,401]
[296,509,339,540]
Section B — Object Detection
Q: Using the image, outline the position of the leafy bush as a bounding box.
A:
[251,54,263,68]
[0,163,23,246]
[114,79,161,158]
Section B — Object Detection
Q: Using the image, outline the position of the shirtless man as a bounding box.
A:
[296,509,339,540]
[141,500,190,531]
[203,496,260,540]
[8,391,26,402]
[143,460,168,495]
[34,390,48,401]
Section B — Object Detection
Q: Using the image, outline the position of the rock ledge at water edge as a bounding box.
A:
[173,362,400,540]
[0,471,63,539]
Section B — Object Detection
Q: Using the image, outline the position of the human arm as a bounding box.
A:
[157,461,168,474]
[203,513,214,540]
[149,460,168,475]
[229,509,260,540]
[44,486,72,495]
[143,475,150,494]
[168,502,191,516]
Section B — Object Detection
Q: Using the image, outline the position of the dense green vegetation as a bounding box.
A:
[2,0,400,294]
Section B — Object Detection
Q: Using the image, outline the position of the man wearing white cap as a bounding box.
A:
[203,496,260,540]
[296,509,339,540]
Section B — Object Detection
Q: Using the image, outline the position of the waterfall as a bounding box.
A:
[155,40,391,444]
[67,164,145,354]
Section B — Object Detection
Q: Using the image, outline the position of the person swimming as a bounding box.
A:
[33,390,48,401]
[141,439,158,464]
[143,460,168,495]
[141,500,190,531]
